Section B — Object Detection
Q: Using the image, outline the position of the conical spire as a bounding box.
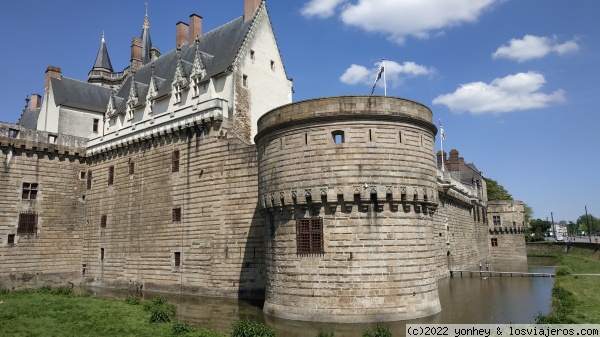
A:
[140,2,153,65]
[92,33,114,72]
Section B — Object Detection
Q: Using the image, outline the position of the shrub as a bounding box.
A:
[231,318,275,337]
[316,332,334,337]
[142,296,175,324]
[53,286,73,296]
[149,307,172,323]
[555,267,571,276]
[125,295,141,305]
[172,322,190,335]
[363,325,392,337]
[37,285,53,294]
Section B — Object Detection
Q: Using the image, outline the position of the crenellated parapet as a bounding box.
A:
[0,122,87,164]
[259,184,438,214]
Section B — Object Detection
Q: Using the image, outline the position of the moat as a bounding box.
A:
[83,257,554,337]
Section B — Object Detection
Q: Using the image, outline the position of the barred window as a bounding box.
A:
[172,150,180,173]
[108,166,114,185]
[174,252,181,267]
[129,160,135,175]
[87,170,92,190]
[296,217,324,256]
[100,215,107,228]
[17,212,38,235]
[172,208,182,222]
[491,238,498,247]
[22,183,38,200]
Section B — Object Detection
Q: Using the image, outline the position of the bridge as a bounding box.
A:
[450,270,555,278]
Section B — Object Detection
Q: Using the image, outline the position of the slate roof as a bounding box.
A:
[18,109,41,129]
[92,38,114,72]
[51,77,112,113]
[112,15,253,115]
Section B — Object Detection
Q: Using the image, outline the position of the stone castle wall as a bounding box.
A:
[256,96,442,323]
[487,200,526,261]
[82,123,265,298]
[0,122,87,289]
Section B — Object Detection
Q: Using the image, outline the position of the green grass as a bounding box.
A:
[0,288,227,337]
[536,248,600,323]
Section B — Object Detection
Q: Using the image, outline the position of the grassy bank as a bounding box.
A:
[530,244,600,323]
[0,287,227,337]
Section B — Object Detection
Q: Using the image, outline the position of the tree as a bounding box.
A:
[576,213,599,235]
[567,221,578,236]
[524,203,533,224]
[485,178,512,201]
[527,218,551,242]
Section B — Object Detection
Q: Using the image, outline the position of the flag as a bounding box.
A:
[370,65,384,95]
[439,119,446,140]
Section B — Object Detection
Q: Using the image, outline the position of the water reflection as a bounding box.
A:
[83,257,554,337]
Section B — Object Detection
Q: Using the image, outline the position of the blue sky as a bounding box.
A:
[0,0,598,223]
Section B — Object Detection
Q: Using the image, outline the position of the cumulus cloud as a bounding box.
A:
[340,60,435,87]
[301,0,500,44]
[432,72,565,114]
[492,35,580,62]
[301,0,347,18]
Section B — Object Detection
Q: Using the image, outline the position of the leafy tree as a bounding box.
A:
[567,221,578,236]
[524,203,533,224]
[576,213,599,235]
[485,178,512,201]
[527,218,551,242]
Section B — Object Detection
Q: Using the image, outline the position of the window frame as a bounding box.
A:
[172,150,180,173]
[17,212,38,235]
[296,217,324,257]
[172,207,182,223]
[22,182,38,200]
[108,166,114,185]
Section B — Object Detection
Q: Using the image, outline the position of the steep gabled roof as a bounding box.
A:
[114,15,253,110]
[51,77,111,113]
[18,109,41,129]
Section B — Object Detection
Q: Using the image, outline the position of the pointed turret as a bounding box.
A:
[88,34,123,87]
[92,34,114,72]
[140,6,153,65]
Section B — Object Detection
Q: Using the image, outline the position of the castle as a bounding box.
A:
[0,0,526,323]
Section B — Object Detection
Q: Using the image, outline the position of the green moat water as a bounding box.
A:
[84,257,554,337]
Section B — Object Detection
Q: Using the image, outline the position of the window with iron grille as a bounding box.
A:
[108,166,114,185]
[491,238,498,247]
[100,215,107,228]
[87,170,92,190]
[172,208,181,222]
[296,217,324,256]
[172,150,180,173]
[17,212,37,235]
[493,215,501,226]
[129,160,135,175]
[22,182,38,200]
[174,252,181,267]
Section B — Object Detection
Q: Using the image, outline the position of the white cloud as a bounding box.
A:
[301,0,347,18]
[492,35,580,62]
[432,72,565,115]
[302,0,500,44]
[340,60,435,87]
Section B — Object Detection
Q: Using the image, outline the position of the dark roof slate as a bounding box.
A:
[51,77,111,113]
[18,109,40,129]
[92,38,114,72]
[114,15,252,108]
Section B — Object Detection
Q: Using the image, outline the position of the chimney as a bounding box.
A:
[45,66,62,90]
[190,14,203,42]
[448,149,460,172]
[131,37,143,72]
[244,0,261,22]
[176,21,189,48]
[29,94,42,110]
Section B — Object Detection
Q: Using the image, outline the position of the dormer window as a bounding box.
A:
[174,84,182,104]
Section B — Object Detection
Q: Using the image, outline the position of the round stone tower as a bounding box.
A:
[255,96,441,323]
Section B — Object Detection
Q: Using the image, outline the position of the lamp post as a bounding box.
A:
[585,205,592,243]
[551,212,556,241]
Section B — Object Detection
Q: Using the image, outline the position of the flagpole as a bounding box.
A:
[382,58,387,96]
[439,119,445,172]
